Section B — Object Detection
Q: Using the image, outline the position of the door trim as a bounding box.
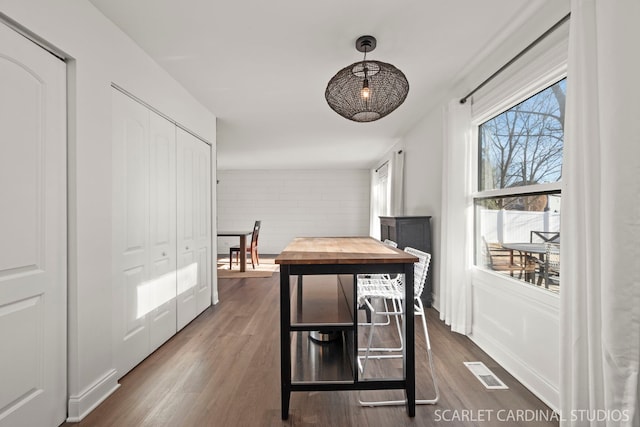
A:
[0,12,67,60]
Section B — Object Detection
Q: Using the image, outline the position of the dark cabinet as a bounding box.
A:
[380,216,433,306]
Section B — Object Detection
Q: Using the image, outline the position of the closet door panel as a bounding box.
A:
[112,90,150,376]
[176,130,197,330]
[176,250,197,331]
[176,129,211,329]
[194,141,212,314]
[196,246,211,314]
[148,112,177,350]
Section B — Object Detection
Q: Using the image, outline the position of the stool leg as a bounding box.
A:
[358,298,378,377]
[415,298,439,405]
[358,298,439,407]
[357,298,403,352]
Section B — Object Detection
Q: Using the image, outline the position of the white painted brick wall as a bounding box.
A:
[216,169,371,254]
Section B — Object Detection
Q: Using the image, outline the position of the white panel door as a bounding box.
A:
[112,89,151,376]
[176,128,211,330]
[148,112,177,351]
[193,137,212,315]
[113,92,182,376]
[0,23,66,427]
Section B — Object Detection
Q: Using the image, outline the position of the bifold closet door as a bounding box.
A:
[113,89,212,375]
[112,90,151,377]
[176,128,212,331]
[112,90,178,376]
[147,112,177,352]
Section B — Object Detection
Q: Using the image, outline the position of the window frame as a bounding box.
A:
[471,72,566,291]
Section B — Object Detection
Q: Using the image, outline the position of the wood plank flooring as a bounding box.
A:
[64,262,558,427]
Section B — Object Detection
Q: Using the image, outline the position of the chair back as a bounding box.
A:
[481,237,494,269]
[383,239,398,248]
[530,231,560,243]
[545,242,560,269]
[403,247,431,299]
[481,236,507,270]
[250,220,261,249]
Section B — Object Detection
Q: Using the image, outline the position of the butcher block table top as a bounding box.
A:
[275,236,417,265]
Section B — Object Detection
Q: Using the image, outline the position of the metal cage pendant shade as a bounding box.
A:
[325,36,409,122]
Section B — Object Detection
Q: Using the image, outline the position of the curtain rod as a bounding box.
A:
[375,150,403,172]
[459,12,571,105]
[375,160,389,172]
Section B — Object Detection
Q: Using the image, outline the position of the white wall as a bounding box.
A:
[396,109,444,306]
[217,169,370,254]
[0,0,216,421]
[470,270,560,410]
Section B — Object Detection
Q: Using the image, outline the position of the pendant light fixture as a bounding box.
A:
[325,35,409,122]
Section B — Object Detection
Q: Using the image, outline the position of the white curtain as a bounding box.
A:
[369,163,389,239]
[439,99,473,334]
[369,169,378,238]
[369,151,403,238]
[561,1,640,426]
[391,150,405,216]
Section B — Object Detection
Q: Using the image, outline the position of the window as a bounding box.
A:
[475,78,565,293]
[370,162,390,239]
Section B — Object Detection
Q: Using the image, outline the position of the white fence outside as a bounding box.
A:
[480,209,560,243]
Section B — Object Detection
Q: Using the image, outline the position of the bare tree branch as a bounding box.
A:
[479,79,566,209]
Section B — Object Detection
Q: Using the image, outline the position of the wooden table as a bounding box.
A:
[217,230,253,272]
[275,237,418,419]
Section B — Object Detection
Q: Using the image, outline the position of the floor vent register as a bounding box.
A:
[464,361,509,389]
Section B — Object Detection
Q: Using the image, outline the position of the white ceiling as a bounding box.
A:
[89,0,549,170]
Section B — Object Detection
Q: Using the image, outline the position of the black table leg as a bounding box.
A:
[404,262,416,417]
[280,265,291,419]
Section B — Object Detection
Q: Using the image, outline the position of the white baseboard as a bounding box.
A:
[469,328,559,412]
[66,369,120,422]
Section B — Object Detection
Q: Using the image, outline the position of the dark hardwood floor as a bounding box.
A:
[65,261,558,427]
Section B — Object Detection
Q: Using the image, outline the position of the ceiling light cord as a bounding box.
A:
[361,47,370,103]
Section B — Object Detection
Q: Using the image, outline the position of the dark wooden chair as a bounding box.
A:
[230,220,261,269]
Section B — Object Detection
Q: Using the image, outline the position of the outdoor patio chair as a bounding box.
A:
[530,231,560,243]
[482,237,537,281]
[543,242,560,287]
